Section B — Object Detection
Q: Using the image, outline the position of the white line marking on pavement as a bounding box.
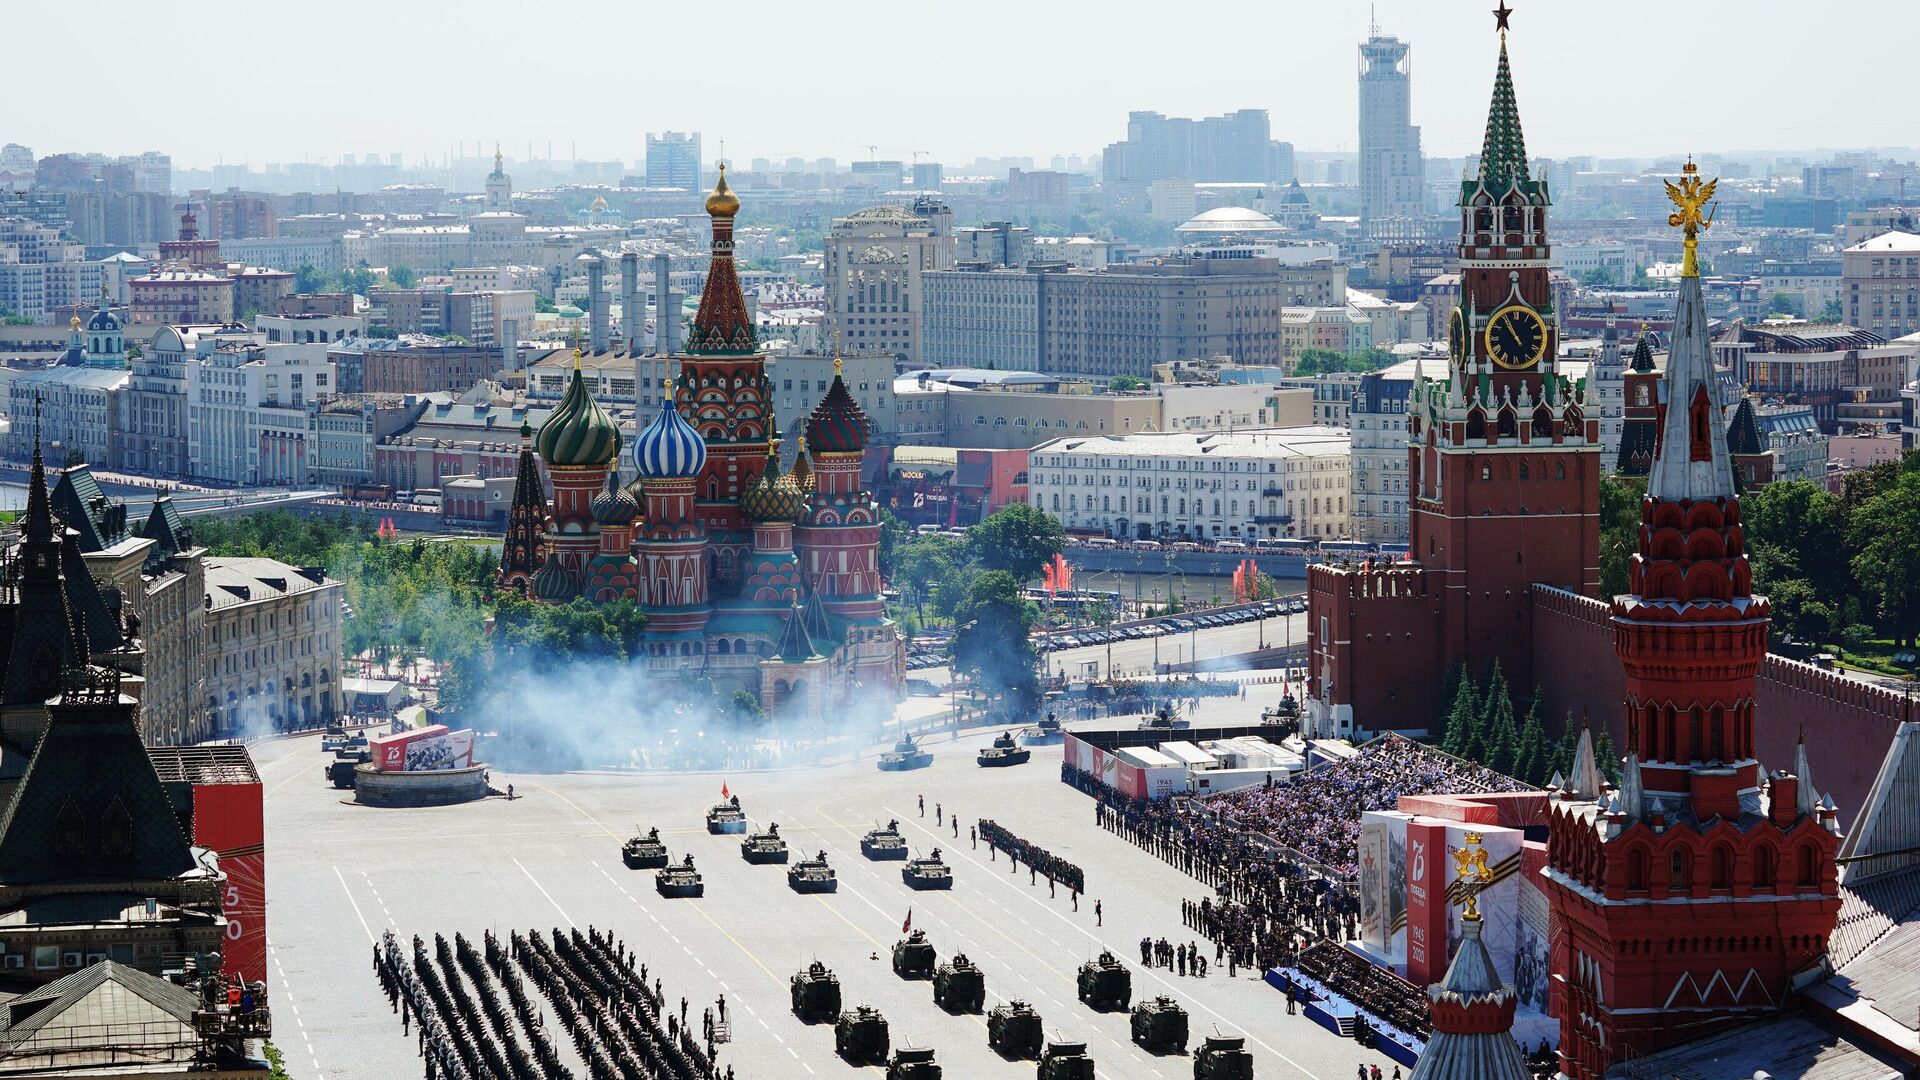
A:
[511,857,576,928]
[332,865,375,942]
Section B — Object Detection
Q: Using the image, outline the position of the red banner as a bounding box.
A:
[1405,821,1450,987]
[191,782,266,985]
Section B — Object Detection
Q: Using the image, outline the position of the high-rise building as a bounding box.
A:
[1842,230,1920,338]
[645,132,703,189]
[823,198,955,364]
[0,215,105,323]
[1358,26,1426,232]
[1101,109,1290,185]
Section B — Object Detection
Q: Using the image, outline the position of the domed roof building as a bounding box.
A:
[1174,204,1288,236]
[536,353,621,467]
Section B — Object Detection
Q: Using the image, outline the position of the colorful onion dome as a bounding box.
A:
[789,435,815,493]
[631,388,708,480]
[705,163,740,218]
[741,446,805,522]
[805,359,870,454]
[590,475,639,525]
[536,352,621,466]
[531,553,575,601]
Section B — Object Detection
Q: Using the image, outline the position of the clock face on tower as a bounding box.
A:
[1448,308,1468,365]
[1485,305,1548,370]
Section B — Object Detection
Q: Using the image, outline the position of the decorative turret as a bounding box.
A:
[630,380,712,630]
[590,472,640,526]
[531,553,575,603]
[806,355,871,455]
[497,421,549,596]
[741,442,804,523]
[790,435,815,493]
[632,383,708,480]
[1410,832,1529,1080]
[684,163,755,354]
[537,351,621,467]
[4,402,86,706]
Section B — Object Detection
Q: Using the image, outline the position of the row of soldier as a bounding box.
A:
[510,925,726,1080]
[977,817,1085,893]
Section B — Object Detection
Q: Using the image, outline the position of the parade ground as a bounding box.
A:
[258,699,1403,1080]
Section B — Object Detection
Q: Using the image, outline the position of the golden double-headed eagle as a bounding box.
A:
[1666,160,1718,277]
[1452,832,1496,921]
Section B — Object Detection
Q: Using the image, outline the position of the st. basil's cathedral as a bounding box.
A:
[496,167,902,718]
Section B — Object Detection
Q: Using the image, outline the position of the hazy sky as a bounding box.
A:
[14,0,1915,169]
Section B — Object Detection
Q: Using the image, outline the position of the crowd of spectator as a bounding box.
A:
[1297,939,1432,1042]
[979,818,1084,894]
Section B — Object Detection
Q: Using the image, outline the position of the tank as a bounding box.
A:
[706,797,747,834]
[1192,1034,1254,1079]
[1130,995,1189,1052]
[903,849,954,890]
[1026,711,1064,745]
[886,1046,940,1080]
[1138,706,1189,732]
[1037,1040,1096,1080]
[789,961,841,1023]
[741,824,789,864]
[1076,951,1132,1011]
[986,999,1043,1058]
[861,821,909,860]
[788,850,838,893]
[891,930,936,979]
[931,952,985,1013]
[977,730,1033,767]
[325,756,359,789]
[655,854,704,898]
[623,826,669,869]
[878,734,933,771]
[834,1005,889,1062]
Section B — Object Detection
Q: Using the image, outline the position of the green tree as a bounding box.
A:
[893,536,963,624]
[1579,267,1615,287]
[1513,693,1550,785]
[1107,375,1150,392]
[1435,663,1466,750]
[1592,725,1621,785]
[1767,292,1798,315]
[1848,466,1920,647]
[1743,479,1845,601]
[966,503,1065,582]
[1547,717,1581,785]
[388,265,418,288]
[1597,475,1644,597]
[950,570,1041,704]
[1441,672,1481,759]
[1816,298,1844,323]
[292,263,327,294]
[1763,577,1835,645]
[1479,661,1518,775]
[877,507,912,579]
[534,294,558,313]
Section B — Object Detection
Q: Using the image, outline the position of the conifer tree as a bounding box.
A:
[1513,690,1549,785]
[1442,672,1481,759]
[1593,724,1621,785]
[1547,712,1581,783]
[1480,660,1518,774]
[1435,663,1466,749]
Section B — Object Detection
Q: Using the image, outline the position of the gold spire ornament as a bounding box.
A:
[832,329,843,377]
[1452,832,1496,921]
[1665,158,1718,279]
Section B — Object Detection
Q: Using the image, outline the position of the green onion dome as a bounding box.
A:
[531,553,576,601]
[741,446,805,522]
[536,352,621,467]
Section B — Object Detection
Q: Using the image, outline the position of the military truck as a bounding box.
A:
[1076,951,1132,1011]
[741,823,789,864]
[1037,1041,1096,1080]
[986,999,1043,1058]
[706,796,747,834]
[623,827,669,869]
[788,850,838,893]
[931,953,984,1012]
[885,1045,941,1080]
[976,730,1032,768]
[834,1005,889,1062]
[902,849,954,890]
[891,930,936,979]
[1192,1034,1254,1079]
[1131,995,1189,1052]
[655,854,704,898]
[861,820,909,860]
[789,961,840,1023]
[877,733,932,771]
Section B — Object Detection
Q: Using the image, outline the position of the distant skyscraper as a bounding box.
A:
[1358,26,1425,232]
[1102,109,1289,185]
[645,132,703,189]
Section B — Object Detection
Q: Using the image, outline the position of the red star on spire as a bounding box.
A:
[1493,1,1514,32]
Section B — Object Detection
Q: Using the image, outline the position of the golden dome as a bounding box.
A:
[69,316,81,332]
[705,163,740,219]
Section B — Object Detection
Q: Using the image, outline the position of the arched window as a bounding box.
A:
[1627,847,1649,891]
[1711,845,1732,891]
[1669,850,1689,892]
[1797,845,1817,888]
[1518,462,1530,481]
[1753,845,1775,888]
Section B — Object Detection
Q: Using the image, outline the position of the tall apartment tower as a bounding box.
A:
[645,133,703,190]
[1359,26,1425,233]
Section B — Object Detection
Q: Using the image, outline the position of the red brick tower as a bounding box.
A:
[797,355,883,622]
[1406,11,1600,690]
[1543,162,1843,1080]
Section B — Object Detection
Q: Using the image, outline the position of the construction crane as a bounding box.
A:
[864,144,879,161]
[911,150,929,165]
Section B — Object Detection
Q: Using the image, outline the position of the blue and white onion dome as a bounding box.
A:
[631,392,707,480]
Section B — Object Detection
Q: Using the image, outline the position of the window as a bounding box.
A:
[1669,850,1689,892]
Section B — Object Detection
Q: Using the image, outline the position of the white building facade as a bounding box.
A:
[186,342,335,484]
[823,200,955,363]
[203,557,344,735]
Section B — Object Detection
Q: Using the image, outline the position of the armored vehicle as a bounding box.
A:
[903,849,954,890]
[788,850,839,893]
[655,854,704,898]
[741,823,789,864]
[885,1045,941,1080]
[325,755,360,789]
[986,999,1043,1058]
[1192,1034,1254,1079]
[834,1005,889,1062]
[877,734,932,771]
[623,827,669,869]
[891,930,936,979]
[789,961,840,1023]
[861,820,909,860]
[706,796,747,834]
[1025,711,1064,745]
[1130,995,1189,1052]
[931,953,984,1012]
[1037,1041,1096,1080]
[977,730,1032,768]
[1138,706,1189,732]
[1076,951,1132,1011]
[320,725,349,753]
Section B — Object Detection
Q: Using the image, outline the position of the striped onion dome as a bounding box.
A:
[631,393,707,480]
[590,474,639,525]
[536,355,621,466]
[741,446,805,522]
[789,436,815,493]
[805,368,870,454]
[531,553,575,601]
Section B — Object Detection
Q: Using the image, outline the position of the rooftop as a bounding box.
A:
[203,558,334,612]
[1175,205,1287,234]
[1034,426,1351,459]
[1845,230,1920,253]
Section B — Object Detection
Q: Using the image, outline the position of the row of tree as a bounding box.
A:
[1436,661,1619,789]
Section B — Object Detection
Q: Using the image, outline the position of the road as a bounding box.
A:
[258,713,1397,1080]
[1042,611,1311,682]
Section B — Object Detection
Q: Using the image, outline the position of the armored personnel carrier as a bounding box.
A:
[877,733,932,771]
[885,1046,941,1080]
[706,796,747,834]
[1037,1041,1096,1080]
[789,961,840,1023]
[861,820,909,860]
[931,953,984,1012]
[787,850,838,893]
[320,725,349,753]
[1192,1034,1254,1079]
[655,854,704,898]
[976,730,1032,768]
[325,750,366,789]
[834,1005,889,1062]
[902,849,954,890]
[986,999,1043,1058]
[1130,995,1189,1052]
[891,930,936,979]
[741,822,789,864]
[1076,951,1132,1011]
[623,827,669,869]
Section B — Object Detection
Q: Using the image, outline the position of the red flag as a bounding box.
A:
[902,908,912,934]
[721,781,730,799]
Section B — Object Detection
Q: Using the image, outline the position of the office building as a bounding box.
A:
[1358,27,1425,232]
[645,132,702,189]
[823,199,955,363]
[1101,109,1289,185]
[1345,361,1418,543]
[0,216,105,323]
[129,270,235,325]
[369,288,498,346]
[185,342,334,484]
[1843,231,1920,338]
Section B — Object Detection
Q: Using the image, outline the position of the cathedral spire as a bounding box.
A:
[685,163,756,354]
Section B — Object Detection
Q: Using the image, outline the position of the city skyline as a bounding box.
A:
[10,0,1917,172]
